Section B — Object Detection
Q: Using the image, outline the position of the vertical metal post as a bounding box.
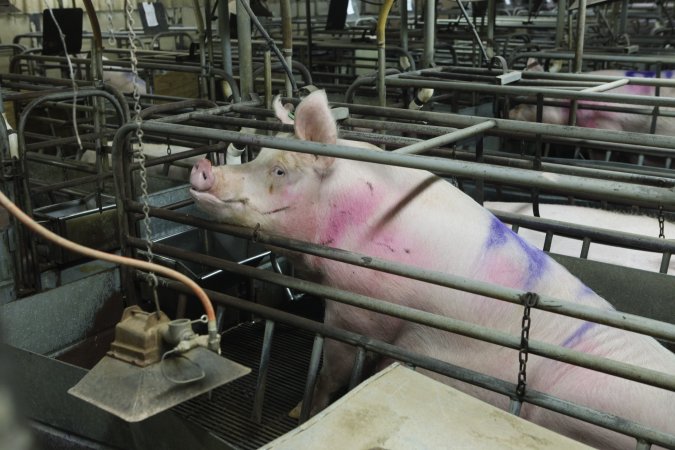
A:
[573,0,587,73]
[660,252,672,274]
[252,320,276,423]
[508,398,523,416]
[400,0,409,54]
[619,0,628,37]
[486,0,496,58]
[377,0,394,107]
[348,347,367,390]
[299,334,324,423]
[305,0,313,71]
[264,50,272,108]
[205,0,217,102]
[568,0,587,125]
[422,0,435,68]
[193,0,209,99]
[237,0,254,99]
[475,134,485,205]
[280,0,293,96]
[218,0,233,76]
[555,0,567,48]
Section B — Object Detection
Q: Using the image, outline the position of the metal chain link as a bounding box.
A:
[658,205,666,239]
[105,0,117,46]
[516,292,539,399]
[125,1,159,311]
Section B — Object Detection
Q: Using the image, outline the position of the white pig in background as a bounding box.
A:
[486,202,675,275]
[190,90,675,449]
[509,59,675,139]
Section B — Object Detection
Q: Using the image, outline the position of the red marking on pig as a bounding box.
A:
[320,183,384,246]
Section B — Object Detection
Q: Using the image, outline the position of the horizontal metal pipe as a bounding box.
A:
[153,100,261,124]
[513,50,675,67]
[491,210,675,254]
[332,101,675,152]
[581,79,629,93]
[116,122,675,208]
[127,204,675,345]
[387,74,675,109]
[393,121,497,155]
[158,277,675,447]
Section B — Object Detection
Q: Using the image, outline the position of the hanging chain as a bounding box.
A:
[105,0,117,47]
[658,206,666,239]
[126,1,159,312]
[516,292,539,399]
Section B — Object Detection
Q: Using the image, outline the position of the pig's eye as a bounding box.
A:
[273,166,285,177]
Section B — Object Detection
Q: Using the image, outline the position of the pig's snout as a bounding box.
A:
[190,158,215,192]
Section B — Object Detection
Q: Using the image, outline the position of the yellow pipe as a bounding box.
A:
[377,0,395,47]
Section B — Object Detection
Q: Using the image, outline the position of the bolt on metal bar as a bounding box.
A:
[251,319,276,423]
[158,278,675,448]
[393,121,497,155]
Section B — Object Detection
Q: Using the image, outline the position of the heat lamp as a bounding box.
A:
[69,305,250,422]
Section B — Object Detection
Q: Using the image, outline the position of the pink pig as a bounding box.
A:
[509,59,675,133]
[190,90,675,449]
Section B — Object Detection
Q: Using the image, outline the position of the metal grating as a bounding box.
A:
[173,321,315,449]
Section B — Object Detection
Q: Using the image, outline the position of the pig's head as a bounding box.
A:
[190,90,337,234]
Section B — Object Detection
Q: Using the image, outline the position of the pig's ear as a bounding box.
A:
[273,95,295,125]
[525,58,544,72]
[293,90,338,145]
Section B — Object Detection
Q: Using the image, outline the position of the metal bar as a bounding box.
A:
[393,121,496,155]
[251,320,276,423]
[299,334,324,423]
[117,121,675,208]
[491,210,675,254]
[348,347,367,390]
[126,215,675,347]
[160,278,675,448]
[280,0,293,96]
[305,0,313,70]
[218,0,233,76]
[377,0,395,107]
[152,100,261,124]
[399,0,409,54]
[508,398,523,416]
[487,0,496,58]
[573,0,587,74]
[580,237,591,259]
[555,0,567,48]
[512,51,675,66]
[237,0,253,99]
[387,73,675,108]
[582,79,629,93]
[661,252,672,275]
[422,0,435,67]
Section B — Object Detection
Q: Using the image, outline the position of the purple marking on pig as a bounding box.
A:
[561,321,596,348]
[487,216,509,247]
[625,70,674,79]
[486,217,548,287]
[515,233,549,288]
